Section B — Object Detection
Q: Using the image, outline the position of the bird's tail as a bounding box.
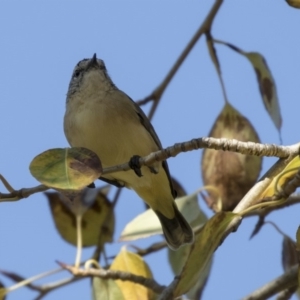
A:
[155,203,194,250]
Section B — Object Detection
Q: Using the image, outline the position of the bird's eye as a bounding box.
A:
[73,70,81,78]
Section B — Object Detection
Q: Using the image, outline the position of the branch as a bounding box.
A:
[130,241,167,257]
[242,265,298,300]
[103,138,299,176]
[1,139,298,202]
[158,276,180,300]
[137,0,224,120]
[60,263,166,294]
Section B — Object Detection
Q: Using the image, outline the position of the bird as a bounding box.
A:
[63,53,194,250]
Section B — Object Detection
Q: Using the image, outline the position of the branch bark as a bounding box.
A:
[60,263,166,294]
[242,265,298,300]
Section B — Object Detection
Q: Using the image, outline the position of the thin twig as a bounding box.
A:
[242,265,298,300]
[206,32,229,103]
[158,276,180,300]
[0,182,48,202]
[33,277,83,300]
[137,0,224,120]
[131,241,167,257]
[60,263,166,294]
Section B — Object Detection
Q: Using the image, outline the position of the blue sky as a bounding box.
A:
[0,1,299,299]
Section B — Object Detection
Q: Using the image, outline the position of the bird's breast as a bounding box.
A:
[64,94,158,169]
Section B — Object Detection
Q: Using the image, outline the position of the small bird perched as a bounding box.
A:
[64,54,194,250]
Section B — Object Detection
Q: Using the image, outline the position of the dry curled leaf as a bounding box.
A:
[201,103,262,212]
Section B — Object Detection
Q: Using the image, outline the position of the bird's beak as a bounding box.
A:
[86,53,98,70]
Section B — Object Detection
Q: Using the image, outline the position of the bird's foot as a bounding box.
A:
[129,155,143,177]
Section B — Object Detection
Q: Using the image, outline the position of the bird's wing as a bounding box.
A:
[125,94,176,199]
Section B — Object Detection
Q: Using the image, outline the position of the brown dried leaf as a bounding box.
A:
[213,40,282,138]
[201,103,262,212]
[286,0,300,8]
[246,52,282,134]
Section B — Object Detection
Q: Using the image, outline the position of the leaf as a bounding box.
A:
[30,147,102,190]
[168,200,208,274]
[93,278,125,300]
[168,204,211,298]
[120,192,206,241]
[282,236,298,272]
[186,258,213,300]
[286,0,300,8]
[0,281,6,300]
[110,248,154,300]
[296,226,300,251]
[173,212,239,297]
[45,186,114,247]
[169,235,212,299]
[259,156,300,200]
[202,102,262,211]
[214,40,282,137]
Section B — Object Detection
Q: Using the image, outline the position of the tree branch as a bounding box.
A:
[137,0,224,120]
[131,241,167,257]
[1,139,298,202]
[242,265,298,300]
[60,263,166,294]
[103,138,299,176]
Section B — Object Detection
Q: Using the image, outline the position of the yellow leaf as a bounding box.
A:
[46,186,114,247]
[173,212,239,297]
[110,248,154,300]
[260,156,300,199]
[30,147,102,190]
[0,283,6,300]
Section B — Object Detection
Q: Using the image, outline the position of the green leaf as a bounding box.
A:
[93,278,125,300]
[120,192,206,241]
[168,205,211,298]
[29,147,102,190]
[173,212,240,297]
